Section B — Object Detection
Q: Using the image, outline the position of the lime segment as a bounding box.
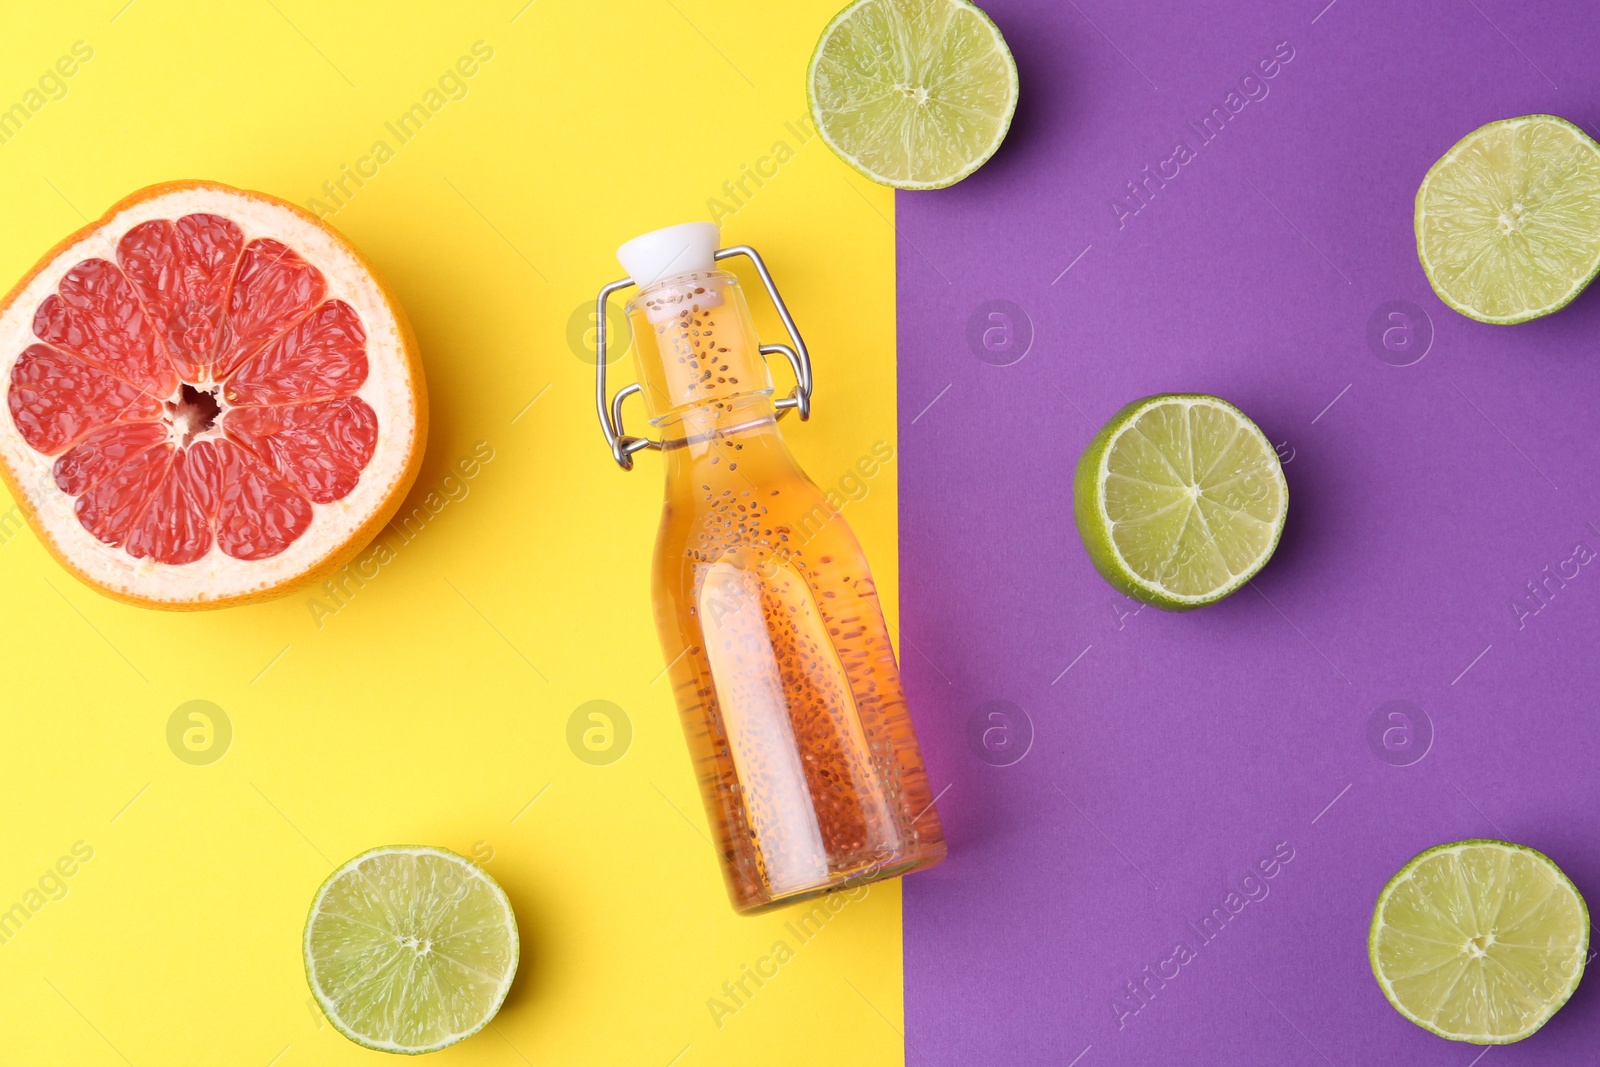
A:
[808,0,1019,190]
[304,846,519,1055]
[1370,839,1589,1044]
[1416,114,1600,324]
[1073,394,1287,609]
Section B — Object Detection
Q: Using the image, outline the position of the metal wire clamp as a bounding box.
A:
[593,245,813,471]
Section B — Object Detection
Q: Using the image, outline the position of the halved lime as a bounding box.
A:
[304,846,519,1055]
[1370,840,1589,1044]
[1416,114,1600,324]
[807,0,1019,190]
[1072,394,1287,610]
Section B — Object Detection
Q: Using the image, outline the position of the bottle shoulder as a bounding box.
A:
[655,469,876,593]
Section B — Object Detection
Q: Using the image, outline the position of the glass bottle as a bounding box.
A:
[594,223,946,913]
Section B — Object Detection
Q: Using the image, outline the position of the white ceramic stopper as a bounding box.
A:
[617,222,720,289]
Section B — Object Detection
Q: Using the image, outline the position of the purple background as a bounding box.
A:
[896,1,1600,1064]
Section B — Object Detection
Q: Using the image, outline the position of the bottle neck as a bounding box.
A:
[657,390,778,444]
[658,392,802,490]
[625,268,775,427]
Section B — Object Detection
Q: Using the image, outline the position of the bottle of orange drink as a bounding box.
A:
[593,223,946,913]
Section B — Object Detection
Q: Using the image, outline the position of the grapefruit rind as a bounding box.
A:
[0,180,426,609]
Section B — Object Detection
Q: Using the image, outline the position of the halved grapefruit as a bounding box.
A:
[0,180,425,609]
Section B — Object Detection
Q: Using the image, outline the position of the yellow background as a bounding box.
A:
[0,2,906,1063]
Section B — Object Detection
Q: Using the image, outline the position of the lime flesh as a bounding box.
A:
[1416,114,1600,324]
[807,0,1019,190]
[1370,840,1589,1044]
[1072,394,1287,610]
[304,846,519,1055]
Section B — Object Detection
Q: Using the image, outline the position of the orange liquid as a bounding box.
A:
[633,272,945,913]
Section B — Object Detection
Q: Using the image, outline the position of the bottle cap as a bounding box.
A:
[617,222,719,289]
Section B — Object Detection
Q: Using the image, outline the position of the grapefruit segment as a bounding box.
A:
[224,300,367,406]
[124,446,215,566]
[9,343,164,454]
[214,238,327,378]
[0,180,425,608]
[117,214,245,381]
[75,441,174,550]
[33,258,176,396]
[226,397,378,505]
[54,421,168,496]
[213,440,314,561]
